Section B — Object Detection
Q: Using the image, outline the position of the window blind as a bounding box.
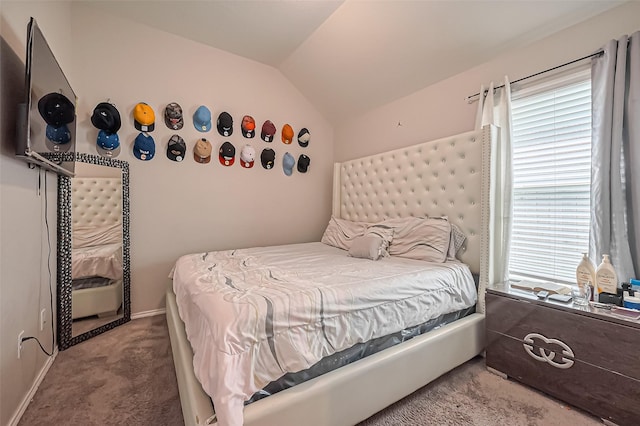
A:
[509,68,591,284]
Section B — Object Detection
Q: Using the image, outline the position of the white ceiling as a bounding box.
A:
[88,0,623,125]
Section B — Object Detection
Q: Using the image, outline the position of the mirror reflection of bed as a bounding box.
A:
[70,163,124,338]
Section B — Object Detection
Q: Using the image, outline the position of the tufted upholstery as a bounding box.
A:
[71,178,123,228]
[333,127,491,278]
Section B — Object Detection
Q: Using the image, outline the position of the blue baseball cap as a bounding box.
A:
[282,152,295,176]
[97,130,120,150]
[133,132,155,161]
[193,105,212,132]
[45,124,71,144]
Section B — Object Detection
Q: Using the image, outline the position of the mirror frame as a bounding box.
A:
[55,152,130,350]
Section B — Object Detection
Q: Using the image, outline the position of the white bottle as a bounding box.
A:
[576,253,596,299]
[596,254,618,295]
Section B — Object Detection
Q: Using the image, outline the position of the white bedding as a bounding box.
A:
[72,243,123,280]
[172,242,477,426]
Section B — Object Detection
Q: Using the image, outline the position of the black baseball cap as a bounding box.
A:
[261,148,275,170]
[91,102,121,134]
[298,128,310,147]
[219,141,235,166]
[167,135,186,162]
[38,92,75,126]
[217,112,233,137]
[297,154,310,173]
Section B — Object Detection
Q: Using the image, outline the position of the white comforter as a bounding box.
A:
[172,242,477,426]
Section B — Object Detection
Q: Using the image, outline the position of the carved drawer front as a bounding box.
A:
[486,293,640,380]
[487,331,640,426]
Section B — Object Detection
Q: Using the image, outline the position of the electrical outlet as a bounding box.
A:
[40,308,47,331]
[18,330,24,359]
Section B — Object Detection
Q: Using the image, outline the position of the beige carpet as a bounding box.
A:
[19,316,600,426]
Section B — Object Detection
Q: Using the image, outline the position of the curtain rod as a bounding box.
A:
[465,50,604,103]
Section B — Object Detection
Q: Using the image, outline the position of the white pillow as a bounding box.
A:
[321,216,369,250]
[376,217,451,263]
[348,226,394,261]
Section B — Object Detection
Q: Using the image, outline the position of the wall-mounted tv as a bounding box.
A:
[16,17,76,176]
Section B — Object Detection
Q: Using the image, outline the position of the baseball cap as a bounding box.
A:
[261,148,275,169]
[282,152,295,176]
[45,124,71,144]
[164,102,183,130]
[297,154,310,173]
[167,134,186,162]
[219,141,235,166]
[38,93,75,126]
[241,115,256,138]
[240,144,255,168]
[193,105,212,132]
[133,103,155,132]
[133,132,155,161]
[194,138,212,164]
[217,112,233,137]
[91,102,121,134]
[96,130,121,158]
[298,128,310,147]
[261,120,276,142]
[282,124,294,144]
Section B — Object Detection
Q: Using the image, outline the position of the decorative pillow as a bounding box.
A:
[376,216,451,263]
[428,216,468,260]
[320,216,369,250]
[448,223,467,260]
[348,226,394,260]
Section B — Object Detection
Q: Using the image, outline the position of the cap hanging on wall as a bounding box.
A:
[167,134,186,162]
[193,105,212,132]
[194,138,212,164]
[133,102,155,132]
[91,102,121,134]
[133,132,155,161]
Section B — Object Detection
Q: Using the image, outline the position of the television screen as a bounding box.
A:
[16,17,76,176]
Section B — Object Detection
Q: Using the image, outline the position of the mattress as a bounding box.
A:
[172,242,477,426]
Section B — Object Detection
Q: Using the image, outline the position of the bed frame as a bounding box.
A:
[166,126,494,425]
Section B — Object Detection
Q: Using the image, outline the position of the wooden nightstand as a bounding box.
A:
[485,282,640,426]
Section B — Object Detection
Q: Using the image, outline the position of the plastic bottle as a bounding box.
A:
[576,253,596,302]
[596,254,618,295]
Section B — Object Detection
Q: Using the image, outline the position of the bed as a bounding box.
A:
[167,125,494,426]
[71,177,124,320]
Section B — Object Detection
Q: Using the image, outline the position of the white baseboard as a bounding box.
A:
[131,308,166,320]
[8,349,58,426]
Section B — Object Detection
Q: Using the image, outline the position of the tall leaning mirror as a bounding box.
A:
[56,153,130,350]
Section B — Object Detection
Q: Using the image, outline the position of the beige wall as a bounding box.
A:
[334,1,640,162]
[71,3,334,315]
[0,2,72,425]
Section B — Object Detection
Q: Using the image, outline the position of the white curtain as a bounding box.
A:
[590,31,639,282]
[475,77,514,287]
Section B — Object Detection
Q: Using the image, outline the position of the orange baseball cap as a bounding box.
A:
[282,124,294,144]
[133,102,155,132]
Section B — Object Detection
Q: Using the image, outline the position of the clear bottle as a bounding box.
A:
[596,254,618,295]
[576,253,596,299]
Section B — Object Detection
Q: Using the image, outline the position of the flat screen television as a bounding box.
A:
[16,17,76,176]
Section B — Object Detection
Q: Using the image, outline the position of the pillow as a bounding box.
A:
[348,226,394,261]
[377,217,451,263]
[448,223,467,260]
[321,216,369,250]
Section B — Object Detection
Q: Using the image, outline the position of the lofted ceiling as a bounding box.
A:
[87,0,623,125]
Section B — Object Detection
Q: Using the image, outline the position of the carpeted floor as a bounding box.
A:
[19,315,600,426]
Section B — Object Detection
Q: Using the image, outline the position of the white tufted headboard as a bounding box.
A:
[333,126,493,289]
[71,178,123,228]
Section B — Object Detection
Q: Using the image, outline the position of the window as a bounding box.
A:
[509,68,591,284]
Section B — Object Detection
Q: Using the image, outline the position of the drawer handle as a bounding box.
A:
[523,333,575,369]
